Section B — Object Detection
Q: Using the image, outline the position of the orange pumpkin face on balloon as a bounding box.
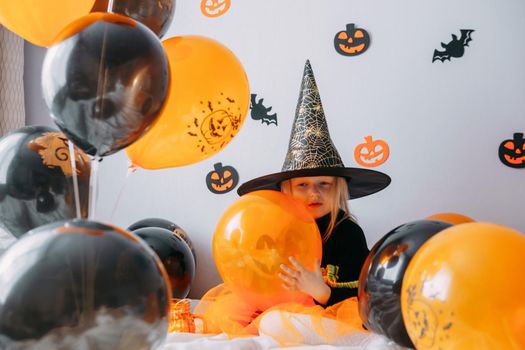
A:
[200,0,231,18]
[354,136,389,167]
[190,97,243,157]
[201,110,236,145]
[213,190,322,311]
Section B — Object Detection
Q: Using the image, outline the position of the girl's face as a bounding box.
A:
[288,176,335,218]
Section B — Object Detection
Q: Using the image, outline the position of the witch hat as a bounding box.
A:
[237,60,390,199]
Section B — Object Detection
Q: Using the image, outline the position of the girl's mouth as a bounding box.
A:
[308,203,322,208]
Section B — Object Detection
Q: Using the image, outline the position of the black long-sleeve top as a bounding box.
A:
[316,210,369,306]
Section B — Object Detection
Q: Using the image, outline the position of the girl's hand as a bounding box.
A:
[279,257,331,305]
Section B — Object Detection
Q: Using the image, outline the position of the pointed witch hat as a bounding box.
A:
[237,60,391,199]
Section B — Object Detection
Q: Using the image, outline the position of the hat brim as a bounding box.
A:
[237,167,391,199]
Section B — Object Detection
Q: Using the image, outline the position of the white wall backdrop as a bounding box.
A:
[24,0,525,298]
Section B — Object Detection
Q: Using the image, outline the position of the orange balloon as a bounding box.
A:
[426,212,475,225]
[126,35,250,169]
[213,190,322,311]
[0,0,96,47]
[401,223,525,349]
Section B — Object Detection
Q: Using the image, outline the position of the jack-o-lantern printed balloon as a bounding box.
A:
[354,136,389,167]
[128,217,197,266]
[126,35,249,169]
[426,212,475,225]
[206,163,239,194]
[0,126,91,238]
[200,0,231,18]
[213,190,322,311]
[134,227,195,299]
[0,0,96,47]
[401,223,525,349]
[334,24,370,56]
[42,13,169,157]
[0,219,170,349]
[358,220,453,348]
[498,132,525,168]
[91,0,176,38]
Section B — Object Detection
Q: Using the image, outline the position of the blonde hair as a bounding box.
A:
[280,177,356,243]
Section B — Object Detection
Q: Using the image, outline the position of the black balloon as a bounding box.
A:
[134,227,195,299]
[358,220,453,348]
[128,217,197,265]
[42,13,169,157]
[92,0,176,38]
[0,126,90,238]
[0,219,169,349]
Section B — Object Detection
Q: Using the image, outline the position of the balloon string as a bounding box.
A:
[88,157,101,220]
[68,141,82,219]
[108,163,138,222]
[322,265,359,289]
[94,22,110,154]
[107,0,114,12]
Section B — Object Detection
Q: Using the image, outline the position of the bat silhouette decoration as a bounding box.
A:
[432,29,474,63]
[250,94,278,125]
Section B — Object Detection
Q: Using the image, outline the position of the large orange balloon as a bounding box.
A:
[401,223,525,350]
[426,212,475,225]
[0,0,96,47]
[126,35,250,169]
[213,190,322,311]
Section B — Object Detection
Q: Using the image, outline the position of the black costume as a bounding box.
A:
[316,211,369,306]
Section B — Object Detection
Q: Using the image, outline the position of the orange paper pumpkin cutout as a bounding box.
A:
[200,0,231,18]
[401,223,525,349]
[213,190,322,311]
[354,136,389,167]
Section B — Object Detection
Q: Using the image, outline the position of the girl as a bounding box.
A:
[198,60,390,344]
[278,175,369,306]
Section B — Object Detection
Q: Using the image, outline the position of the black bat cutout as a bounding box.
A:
[250,94,278,125]
[432,29,474,62]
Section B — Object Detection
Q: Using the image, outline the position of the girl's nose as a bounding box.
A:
[308,187,321,197]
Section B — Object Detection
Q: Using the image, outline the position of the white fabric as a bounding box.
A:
[163,308,408,350]
[259,310,371,346]
[161,331,408,350]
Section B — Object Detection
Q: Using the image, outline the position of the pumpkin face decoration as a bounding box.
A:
[200,0,231,18]
[334,24,370,56]
[354,135,390,167]
[498,133,525,168]
[201,110,235,145]
[251,234,281,275]
[206,162,239,194]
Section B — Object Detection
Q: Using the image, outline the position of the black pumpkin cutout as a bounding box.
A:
[498,133,525,168]
[206,162,239,194]
[334,23,370,56]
